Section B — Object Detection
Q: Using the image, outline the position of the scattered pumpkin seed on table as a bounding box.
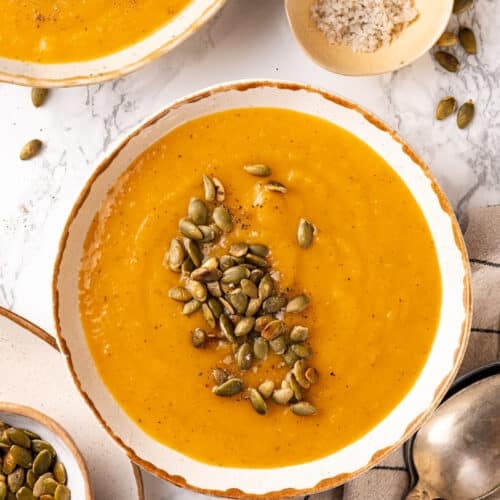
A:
[19,139,42,161]
[436,97,457,120]
[453,0,473,14]
[457,100,475,129]
[459,27,477,54]
[436,32,458,48]
[31,88,49,108]
[435,51,460,72]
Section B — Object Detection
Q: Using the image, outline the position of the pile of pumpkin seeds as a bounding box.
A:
[434,0,476,129]
[0,422,70,500]
[165,168,318,417]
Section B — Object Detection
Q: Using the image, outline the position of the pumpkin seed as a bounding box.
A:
[219,255,236,271]
[206,281,222,298]
[9,446,32,468]
[436,32,458,48]
[262,320,287,341]
[249,269,265,284]
[459,27,477,54]
[291,343,312,359]
[435,51,460,72]
[235,317,255,337]
[258,274,274,301]
[289,325,309,342]
[286,372,303,400]
[229,243,248,257]
[32,473,53,497]
[248,244,269,257]
[212,368,228,385]
[32,450,52,476]
[31,441,55,458]
[201,256,219,269]
[283,348,299,367]
[41,478,57,495]
[262,295,286,314]
[286,294,310,313]
[240,279,258,298]
[245,297,262,317]
[436,96,457,120]
[272,388,293,405]
[202,175,216,202]
[166,238,184,272]
[191,328,206,348]
[31,88,49,108]
[199,225,217,243]
[26,471,35,489]
[20,431,38,441]
[269,336,287,355]
[291,402,316,416]
[182,299,202,316]
[219,297,236,316]
[200,303,216,328]
[168,287,192,302]
[219,314,236,342]
[19,140,42,161]
[222,265,250,284]
[248,388,267,415]
[7,468,24,493]
[212,177,225,202]
[54,484,70,500]
[179,218,203,240]
[190,267,222,282]
[236,343,253,370]
[184,239,203,267]
[293,360,311,389]
[457,100,475,129]
[5,430,30,450]
[207,297,223,318]
[212,206,233,232]
[0,482,5,500]
[2,452,15,475]
[188,198,208,225]
[258,380,274,399]
[213,378,243,397]
[297,218,314,249]
[181,257,195,275]
[245,254,268,267]
[243,164,272,177]
[255,315,274,332]
[253,337,269,360]
[305,367,318,384]
[453,0,473,14]
[264,181,287,193]
[228,289,248,315]
[186,280,207,302]
[17,490,35,500]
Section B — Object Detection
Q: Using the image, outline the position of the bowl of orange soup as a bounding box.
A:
[53,80,471,498]
[0,0,224,87]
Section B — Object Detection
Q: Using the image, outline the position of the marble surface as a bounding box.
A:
[0,0,498,498]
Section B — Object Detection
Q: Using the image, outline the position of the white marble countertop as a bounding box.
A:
[0,0,499,498]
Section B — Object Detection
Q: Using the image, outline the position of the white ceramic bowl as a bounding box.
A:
[53,80,471,498]
[0,403,92,499]
[0,0,225,87]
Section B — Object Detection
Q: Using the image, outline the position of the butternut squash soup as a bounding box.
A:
[1,0,190,63]
[79,108,442,468]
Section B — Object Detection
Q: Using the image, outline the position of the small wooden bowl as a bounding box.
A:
[0,403,93,499]
[285,0,453,76]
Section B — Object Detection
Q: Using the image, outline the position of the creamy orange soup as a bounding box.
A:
[1,0,191,63]
[79,108,441,468]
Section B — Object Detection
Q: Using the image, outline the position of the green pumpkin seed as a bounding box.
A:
[179,218,203,240]
[436,32,458,48]
[201,256,219,269]
[199,225,217,243]
[219,298,235,316]
[291,402,316,416]
[207,297,223,318]
[262,295,287,314]
[435,51,460,72]
[289,325,309,342]
[202,175,216,202]
[436,96,457,120]
[16,487,35,500]
[19,139,42,161]
[219,255,236,271]
[213,378,243,397]
[245,297,262,317]
[272,388,293,405]
[219,314,236,342]
[457,100,475,129]
[186,280,207,302]
[213,206,233,232]
[297,218,314,249]
[253,337,269,360]
[7,468,24,493]
[291,343,312,359]
[248,388,267,415]
[245,254,268,267]
[191,328,206,348]
[255,315,274,332]
[453,0,473,14]
[168,287,192,302]
[222,265,250,284]
[293,360,311,389]
[269,335,287,355]
[249,269,265,284]
[228,290,248,315]
[31,88,49,108]
[182,299,202,316]
[234,317,255,337]
[286,294,310,313]
[258,380,274,399]
[248,244,269,258]
[229,243,248,257]
[2,452,15,475]
[167,238,185,272]
[201,303,216,329]
[283,348,299,367]
[9,446,32,468]
[54,484,70,500]
[206,281,222,298]
[6,430,30,450]
[181,257,195,275]
[41,478,57,495]
[190,267,222,282]
[264,181,287,193]
[25,471,35,489]
[459,27,477,54]
[305,367,318,384]
[31,441,55,458]
[258,274,274,301]
[243,164,272,177]
[236,343,253,370]
[262,320,287,341]
[188,198,208,225]
[240,279,258,298]
[32,473,53,497]
[212,177,226,202]
[184,239,203,267]
[0,482,5,500]
[286,372,303,400]
[32,450,52,476]
[212,368,228,385]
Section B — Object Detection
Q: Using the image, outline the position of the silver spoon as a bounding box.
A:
[406,374,500,500]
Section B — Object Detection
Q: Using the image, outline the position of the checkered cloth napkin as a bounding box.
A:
[304,206,500,500]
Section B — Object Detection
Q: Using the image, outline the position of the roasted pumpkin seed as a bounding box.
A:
[286,294,310,313]
[222,265,250,284]
[9,446,32,468]
[2,452,15,475]
[186,280,207,302]
[264,181,287,193]
[289,325,309,342]
[236,343,253,370]
[181,257,195,275]
[291,343,312,359]
[32,450,52,476]
[208,297,223,318]
[286,372,303,401]
[436,32,458,48]
[245,253,267,267]
[262,320,287,341]
[41,477,58,495]
[52,461,67,486]
[32,473,53,497]
[283,348,299,367]
[248,388,267,415]
[166,238,184,272]
[190,267,222,282]
[435,51,460,72]
[184,239,203,267]
[245,297,262,317]
[272,388,293,405]
[297,218,314,249]
[179,218,203,240]
[31,88,49,108]
[31,441,55,458]
[253,337,269,360]
[54,484,70,500]
[255,315,274,332]
[206,281,222,298]
[26,470,35,489]
[293,360,311,389]
[459,27,477,54]
[213,378,243,397]
[305,367,318,384]
[219,314,236,342]
[219,255,238,271]
[258,380,274,399]
[212,368,228,385]
[188,198,208,225]
[240,279,258,298]
[7,468,24,493]
[212,177,226,202]
[291,402,316,416]
[199,225,217,243]
[17,489,36,500]
[5,430,30,450]
[436,96,457,120]
[202,175,216,202]
[235,317,255,337]
[168,287,192,302]
[457,100,475,129]
[453,0,473,14]
[19,140,42,161]
[262,295,287,314]
[182,299,202,316]
[248,244,269,258]
[229,242,248,257]
[258,274,274,301]
[249,268,265,284]
[219,297,236,316]
[212,206,233,232]
[243,164,272,177]
[269,335,287,355]
[201,303,216,328]
[228,289,248,315]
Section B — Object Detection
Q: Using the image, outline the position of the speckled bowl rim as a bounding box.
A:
[52,80,472,499]
[0,0,225,88]
[0,306,145,500]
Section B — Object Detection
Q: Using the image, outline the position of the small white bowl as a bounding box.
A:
[0,0,225,87]
[53,80,471,498]
[0,403,93,500]
[285,0,453,76]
